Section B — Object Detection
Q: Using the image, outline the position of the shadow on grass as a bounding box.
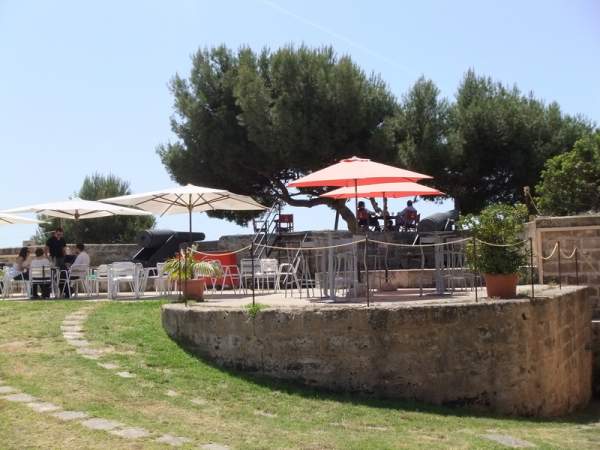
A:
[171,338,600,427]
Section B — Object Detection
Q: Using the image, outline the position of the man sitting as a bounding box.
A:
[65,243,90,298]
[357,201,381,232]
[29,248,51,299]
[396,200,419,231]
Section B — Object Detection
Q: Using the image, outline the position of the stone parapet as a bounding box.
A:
[162,285,593,417]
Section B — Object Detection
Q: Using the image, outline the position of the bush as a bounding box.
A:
[458,203,528,274]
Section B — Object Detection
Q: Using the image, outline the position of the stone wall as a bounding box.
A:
[0,244,139,266]
[529,215,600,316]
[162,286,593,417]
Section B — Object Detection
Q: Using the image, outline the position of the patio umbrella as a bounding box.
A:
[0,212,44,225]
[3,198,154,220]
[3,198,153,240]
[101,184,267,241]
[288,156,432,230]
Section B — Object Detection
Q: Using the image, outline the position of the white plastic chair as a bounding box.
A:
[258,259,279,292]
[28,265,52,299]
[146,262,172,296]
[240,258,261,293]
[109,262,144,299]
[69,264,92,298]
[278,258,302,297]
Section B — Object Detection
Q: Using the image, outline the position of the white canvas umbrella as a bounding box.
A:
[101,184,267,238]
[0,212,44,225]
[3,198,154,220]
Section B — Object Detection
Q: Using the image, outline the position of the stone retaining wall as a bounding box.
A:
[162,286,593,417]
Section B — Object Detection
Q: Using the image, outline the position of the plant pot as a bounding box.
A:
[182,279,206,301]
[484,273,518,299]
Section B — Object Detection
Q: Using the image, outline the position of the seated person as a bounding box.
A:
[69,243,90,278]
[356,201,381,232]
[29,248,52,299]
[396,200,419,230]
[11,247,31,280]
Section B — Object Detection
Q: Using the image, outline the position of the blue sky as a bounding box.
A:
[0,0,598,247]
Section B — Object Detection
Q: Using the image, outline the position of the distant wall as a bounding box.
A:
[163,286,593,417]
[0,244,139,266]
[529,215,600,316]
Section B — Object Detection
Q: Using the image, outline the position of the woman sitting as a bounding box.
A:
[11,247,31,280]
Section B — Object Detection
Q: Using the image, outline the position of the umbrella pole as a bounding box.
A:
[354,179,358,234]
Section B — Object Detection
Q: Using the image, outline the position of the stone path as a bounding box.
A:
[481,433,535,448]
[54,307,231,449]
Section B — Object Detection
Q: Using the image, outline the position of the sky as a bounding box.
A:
[0,0,598,247]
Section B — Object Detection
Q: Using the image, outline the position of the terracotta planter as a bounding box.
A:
[182,279,206,301]
[484,273,518,299]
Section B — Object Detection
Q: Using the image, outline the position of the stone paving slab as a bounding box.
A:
[116,371,135,378]
[3,393,36,403]
[190,398,207,406]
[0,386,17,394]
[26,401,62,413]
[110,427,151,439]
[61,326,83,332]
[481,434,535,448]
[155,434,192,446]
[81,418,124,431]
[98,363,120,370]
[165,390,179,397]
[63,332,85,339]
[52,410,89,421]
[200,444,230,450]
[66,339,90,347]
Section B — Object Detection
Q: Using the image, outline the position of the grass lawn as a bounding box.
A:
[1,299,599,449]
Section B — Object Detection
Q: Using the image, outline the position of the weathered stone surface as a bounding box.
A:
[481,433,535,448]
[162,286,593,417]
[116,371,135,378]
[66,339,90,347]
[155,434,192,446]
[80,418,123,431]
[0,386,17,394]
[109,427,151,439]
[3,393,36,403]
[200,444,230,450]
[26,401,61,413]
[51,410,89,421]
[98,362,119,370]
[165,390,179,397]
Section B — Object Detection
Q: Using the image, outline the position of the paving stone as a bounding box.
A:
[26,401,62,413]
[98,363,120,370]
[254,410,276,418]
[482,434,535,448]
[190,398,207,406]
[61,326,83,333]
[3,393,36,403]
[63,332,85,339]
[110,427,151,439]
[200,444,230,450]
[52,410,89,421]
[165,389,179,397]
[116,371,135,378]
[76,348,103,358]
[62,321,84,327]
[155,434,192,446]
[81,418,123,431]
[66,339,90,347]
[0,386,17,394]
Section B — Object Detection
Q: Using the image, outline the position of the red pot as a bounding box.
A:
[484,273,518,299]
[182,279,206,301]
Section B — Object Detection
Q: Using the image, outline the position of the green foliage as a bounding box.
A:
[163,248,222,281]
[458,203,528,274]
[244,302,268,318]
[158,45,399,231]
[37,173,155,243]
[395,71,593,213]
[536,132,600,216]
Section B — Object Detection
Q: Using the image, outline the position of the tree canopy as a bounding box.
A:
[536,132,600,216]
[159,45,595,230]
[37,174,155,243]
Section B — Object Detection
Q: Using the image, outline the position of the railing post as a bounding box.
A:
[529,238,535,300]
[364,235,370,307]
[575,248,579,285]
[251,240,256,306]
[473,237,478,303]
[557,241,562,289]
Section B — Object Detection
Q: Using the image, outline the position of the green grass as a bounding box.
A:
[1,299,600,449]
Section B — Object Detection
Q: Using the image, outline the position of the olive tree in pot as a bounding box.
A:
[459,203,528,298]
[164,249,222,301]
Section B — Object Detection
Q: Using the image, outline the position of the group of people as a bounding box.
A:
[8,227,90,299]
[357,200,419,232]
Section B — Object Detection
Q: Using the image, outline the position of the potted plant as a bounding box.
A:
[459,203,528,298]
[164,248,222,301]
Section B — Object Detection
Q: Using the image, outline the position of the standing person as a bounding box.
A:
[45,227,67,268]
